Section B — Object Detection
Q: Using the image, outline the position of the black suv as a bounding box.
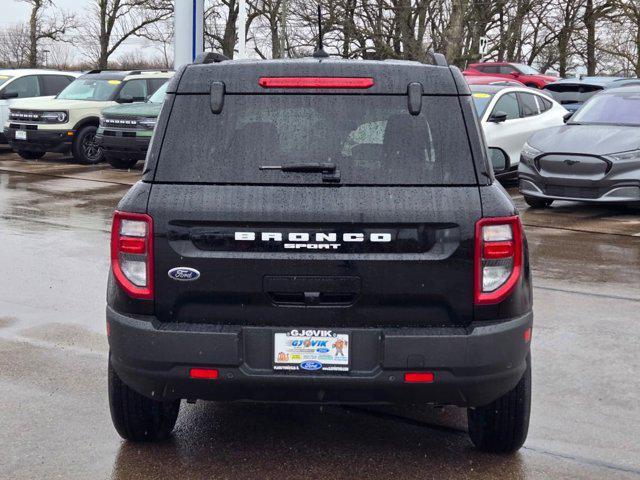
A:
[107,53,533,453]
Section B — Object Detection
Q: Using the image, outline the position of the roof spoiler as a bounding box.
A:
[194,52,230,64]
[429,52,448,67]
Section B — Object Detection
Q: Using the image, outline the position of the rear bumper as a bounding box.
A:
[108,306,532,407]
[4,125,72,153]
[96,130,150,160]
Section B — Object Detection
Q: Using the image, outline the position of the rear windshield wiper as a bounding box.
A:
[259,163,340,182]
[260,162,336,173]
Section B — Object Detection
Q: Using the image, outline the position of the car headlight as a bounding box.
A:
[520,143,542,167]
[99,116,106,127]
[41,111,68,123]
[609,149,640,162]
[137,118,156,130]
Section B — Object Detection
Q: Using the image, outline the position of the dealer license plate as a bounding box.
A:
[15,130,26,140]
[273,329,349,372]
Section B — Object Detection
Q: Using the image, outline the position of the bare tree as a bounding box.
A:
[17,0,76,67]
[82,0,172,69]
[0,23,31,68]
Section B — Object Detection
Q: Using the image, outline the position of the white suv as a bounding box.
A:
[0,69,78,145]
[4,70,172,163]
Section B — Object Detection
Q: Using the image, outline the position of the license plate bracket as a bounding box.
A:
[273,329,350,372]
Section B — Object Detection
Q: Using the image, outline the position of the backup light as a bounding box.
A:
[258,77,374,89]
[111,211,153,299]
[475,216,523,305]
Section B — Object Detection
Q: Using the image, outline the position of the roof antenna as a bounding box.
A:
[313,4,329,58]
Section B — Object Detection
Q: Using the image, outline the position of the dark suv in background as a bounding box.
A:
[107,53,533,453]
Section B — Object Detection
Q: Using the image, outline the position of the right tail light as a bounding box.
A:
[474,216,523,305]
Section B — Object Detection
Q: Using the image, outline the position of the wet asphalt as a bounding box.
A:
[0,152,639,479]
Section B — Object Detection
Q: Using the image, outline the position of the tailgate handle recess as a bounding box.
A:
[264,276,361,307]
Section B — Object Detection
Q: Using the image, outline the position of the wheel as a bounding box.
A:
[72,125,103,164]
[16,150,45,160]
[108,355,180,441]
[467,355,531,453]
[107,156,139,170]
[524,195,553,208]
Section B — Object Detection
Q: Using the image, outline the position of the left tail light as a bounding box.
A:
[474,216,523,305]
[111,211,153,299]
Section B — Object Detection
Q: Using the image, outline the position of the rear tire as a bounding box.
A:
[107,156,139,170]
[524,195,553,208]
[108,356,180,441]
[17,150,45,160]
[467,355,531,453]
[72,125,103,164]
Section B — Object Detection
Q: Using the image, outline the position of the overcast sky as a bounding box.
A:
[1,0,90,26]
[2,0,162,61]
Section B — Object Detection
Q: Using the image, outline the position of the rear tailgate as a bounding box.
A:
[148,184,481,328]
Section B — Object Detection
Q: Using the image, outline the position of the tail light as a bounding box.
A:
[474,216,523,305]
[111,211,153,299]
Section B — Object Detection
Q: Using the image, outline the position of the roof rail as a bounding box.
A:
[193,52,230,64]
[429,52,448,67]
[128,70,142,75]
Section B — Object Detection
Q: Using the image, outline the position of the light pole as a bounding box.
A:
[237,0,246,58]
[174,0,204,69]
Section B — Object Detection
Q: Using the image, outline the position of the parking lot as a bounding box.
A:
[0,149,638,479]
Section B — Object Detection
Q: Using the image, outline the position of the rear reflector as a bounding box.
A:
[189,368,219,380]
[524,327,532,343]
[404,372,435,383]
[483,241,515,259]
[258,77,374,89]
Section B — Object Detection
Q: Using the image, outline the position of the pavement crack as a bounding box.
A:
[534,285,640,303]
[522,445,640,477]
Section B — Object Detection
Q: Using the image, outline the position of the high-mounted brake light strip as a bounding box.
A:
[258,77,374,89]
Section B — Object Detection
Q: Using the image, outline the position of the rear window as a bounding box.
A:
[155,94,476,185]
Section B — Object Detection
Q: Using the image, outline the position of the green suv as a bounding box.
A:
[97,81,168,169]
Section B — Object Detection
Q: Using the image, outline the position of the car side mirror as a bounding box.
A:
[488,111,508,123]
[563,111,574,123]
[116,96,144,104]
[0,91,19,99]
[489,148,509,174]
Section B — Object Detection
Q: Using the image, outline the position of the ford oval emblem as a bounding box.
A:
[300,360,322,371]
[168,267,200,281]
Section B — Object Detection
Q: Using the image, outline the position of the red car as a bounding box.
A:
[463,62,558,89]
[464,74,524,87]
